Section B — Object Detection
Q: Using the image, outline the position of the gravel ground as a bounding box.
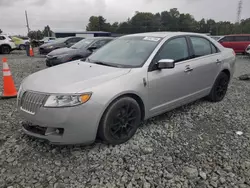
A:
[0,51,250,188]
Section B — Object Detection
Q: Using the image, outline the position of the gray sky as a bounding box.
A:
[0,0,249,35]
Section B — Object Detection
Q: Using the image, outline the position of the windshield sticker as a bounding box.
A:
[143,37,161,42]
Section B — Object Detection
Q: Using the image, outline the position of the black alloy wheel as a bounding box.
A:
[98,97,141,145]
[207,72,230,102]
[1,45,11,54]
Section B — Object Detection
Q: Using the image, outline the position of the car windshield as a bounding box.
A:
[87,36,162,68]
[53,37,69,43]
[71,38,94,49]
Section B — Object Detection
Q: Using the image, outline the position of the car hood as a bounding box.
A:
[40,42,62,48]
[22,61,131,94]
[48,47,76,56]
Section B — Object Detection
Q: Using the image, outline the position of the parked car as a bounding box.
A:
[11,36,29,50]
[246,44,250,55]
[0,34,16,54]
[218,34,250,54]
[39,37,84,55]
[39,37,56,44]
[17,32,236,145]
[45,37,114,67]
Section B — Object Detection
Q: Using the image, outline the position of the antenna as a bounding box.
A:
[25,10,31,34]
[236,0,243,23]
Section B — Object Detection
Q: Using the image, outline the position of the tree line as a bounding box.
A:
[86,8,250,35]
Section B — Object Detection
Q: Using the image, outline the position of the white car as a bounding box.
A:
[246,44,250,55]
[0,34,16,54]
[39,37,56,44]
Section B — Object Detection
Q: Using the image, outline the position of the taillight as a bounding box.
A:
[232,50,236,56]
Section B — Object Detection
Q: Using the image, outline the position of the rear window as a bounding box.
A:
[220,36,250,42]
[234,36,250,42]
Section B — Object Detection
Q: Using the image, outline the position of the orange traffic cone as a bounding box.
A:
[29,45,34,57]
[0,58,17,99]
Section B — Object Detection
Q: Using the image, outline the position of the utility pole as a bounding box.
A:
[25,10,31,34]
[236,0,243,24]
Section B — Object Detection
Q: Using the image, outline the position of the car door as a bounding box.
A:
[187,36,221,96]
[147,36,194,116]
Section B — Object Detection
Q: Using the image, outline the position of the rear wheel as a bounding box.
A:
[19,44,25,50]
[0,45,11,54]
[207,72,230,102]
[98,97,141,145]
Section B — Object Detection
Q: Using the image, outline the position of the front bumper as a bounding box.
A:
[18,94,104,145]
[246,48,250,55]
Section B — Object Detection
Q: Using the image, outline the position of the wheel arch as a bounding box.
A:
[102,92,145,121]
[0,43,11,48]
[221,69,231,80]
[95,92,146,138]
[0,44,11,53]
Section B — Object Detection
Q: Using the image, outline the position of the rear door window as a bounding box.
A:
[234,36,250,42]
[190,36,214,57]
[220,36,235,42]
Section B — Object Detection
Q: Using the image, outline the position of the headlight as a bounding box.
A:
[44,93,92,107]
[47,46,54,49]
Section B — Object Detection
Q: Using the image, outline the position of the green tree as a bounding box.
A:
[42,25,53,37]
[130,12,159,33]
[28,30,43,40]
[86,8,250,35]
[86,16,110,31]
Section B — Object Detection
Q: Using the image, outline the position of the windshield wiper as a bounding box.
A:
[92,61,118,67]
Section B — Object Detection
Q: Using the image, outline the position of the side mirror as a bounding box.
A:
[87,46,97,52]
[157,59,175,69]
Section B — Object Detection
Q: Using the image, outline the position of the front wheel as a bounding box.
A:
[19,44,26,50]
[98,97,141,145]
[207,72,230,102]
[0,45,11,54]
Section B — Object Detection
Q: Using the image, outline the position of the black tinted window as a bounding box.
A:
[190,37,213,57]
[0,36,6,40]
[94,40,111,48]
[156,37,189,62]
[234,36,250,42]
[75,37,83,42]
[223,36,235,42]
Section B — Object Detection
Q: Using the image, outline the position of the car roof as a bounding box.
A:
[225,34,250,36]
[86,37,114,40]
[121,32,209,38]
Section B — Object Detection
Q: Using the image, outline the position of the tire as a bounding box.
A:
[0,45,11,54]
[19,44,26,50]
[98,97,141,145]
[207,72,230,102]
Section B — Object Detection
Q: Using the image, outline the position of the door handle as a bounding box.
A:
[216,59,222,64]
[184,66,193,72]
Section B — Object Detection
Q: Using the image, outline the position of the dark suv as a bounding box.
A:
[39,37,84,55]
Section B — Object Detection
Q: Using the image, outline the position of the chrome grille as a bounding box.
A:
[19,91,48,115]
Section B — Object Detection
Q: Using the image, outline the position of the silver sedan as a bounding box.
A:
[17,32,236,145]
